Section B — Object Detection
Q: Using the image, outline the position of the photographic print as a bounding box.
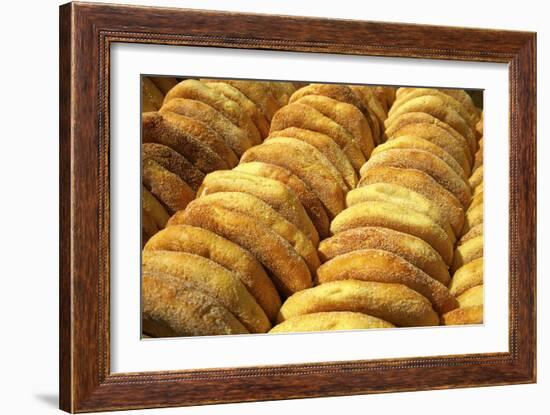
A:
[140,77,484,337]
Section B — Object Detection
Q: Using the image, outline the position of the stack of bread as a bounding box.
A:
[141,78,293,245]
[141,79,484,338]
[443,115,484,325]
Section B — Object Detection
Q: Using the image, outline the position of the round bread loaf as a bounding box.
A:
[449,258,483,297]
[269,311,394,333]
[318,226,450,285]
[316,249,458,314]
[451,235,483,273]
[442,305,483,325]
[278,280,440,327]
[457,285,484,308]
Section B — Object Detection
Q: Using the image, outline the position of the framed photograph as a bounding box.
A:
[59,2,536,412]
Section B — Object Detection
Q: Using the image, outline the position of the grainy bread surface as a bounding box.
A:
[316,249,458,314]
[449,257,483,297]
[144,225,281,322]
[457,285,484,308]
[269,311,394,333]
[278,280,440,327]
[442,305,483,325]
[451,235,483,273]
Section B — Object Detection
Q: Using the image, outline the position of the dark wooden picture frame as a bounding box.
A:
[59,2,536,412]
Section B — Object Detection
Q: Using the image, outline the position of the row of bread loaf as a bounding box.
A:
[272,87,483,332]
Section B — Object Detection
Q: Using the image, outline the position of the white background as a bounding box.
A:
[0,0,547,414]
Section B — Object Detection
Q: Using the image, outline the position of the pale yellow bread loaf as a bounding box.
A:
[233,162,330,239]
[170,203,312,297]
[163,79,261,143]
[186,192,320,274]
[159,110,239,167]
[316,249,458,314]
[142,111,228,173]
[459,223,483,246]
[269,127,357,189]
[141,77,164,111]
[372,136,467,181]
[142,158,195,214]
[358,166,464,235]
[142,186,170,245]
[270,103,366,171]
[197,170,318,246]
[293,94,375,157]
[318,226,450,285]
[204,79,280,121]
[449,257,483,297]
[142,250,271,333]
[391,88,478,128]
[240,139,346,219]
[469,191,484,211]
[469,165,483,189]
[203,81,270,138]
[383,111,475,159]
[142,143,204,191]
[361,148,471,209]
[148,76,178,95]
[160,98,255,157]
[144,225,281,322]
[451,235,483,273]
[385,95,477,151]
[269,311,394,333]
[278,280,440,327]
[442,305,483,325]
[457,285,484,308]
[346,183,455,242]
[386,122,472,175]
[142,272,248,337]
[463,202,483,235]
[330,200,454,265]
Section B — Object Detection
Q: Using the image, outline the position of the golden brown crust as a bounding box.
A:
[266,81,296,107]
[141,77,164,111]
[189,192,320,275]
[269,127,358,189]
[318,226,450,285]
[349,85,387,142]
[385,98,477,157]
[459,223,483,245]
[233,162,330,239]
[160,98,255,157]
[197,170,318,246]
[241,140,346,219]
[469,165,483,189]
[439,89,481,123]
[451,235,483,273]
[330,201,454,265]
[316,249,458,314]
[203,81,270,138]
[206,79,281,122]
[346,183,455,242]
[163,79,261,143]
[289,84,368,115]
[170,203,312,297]
[372,136,467,181]
[142,272,249,337]
[386,122,472,175]
[142,158,195,214]
[449,257,483,297]
[361,148,472,209]
[142,143,205,191]
[142,250,271,333]
[293,94,375,158]
[391,88,478,128]
[442,305,483,325]
[463,203,483,235]
[148,77,179,95]
[142,186,170,245]
[358,166,464,236]
[144,225,281,322]
[141,111,228,173]
[159,111,239,167]
[384,112,475,159]
[270,103,366,171]
[269,311,394,333]
[457,285,483,308]
[278,280,440,327]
